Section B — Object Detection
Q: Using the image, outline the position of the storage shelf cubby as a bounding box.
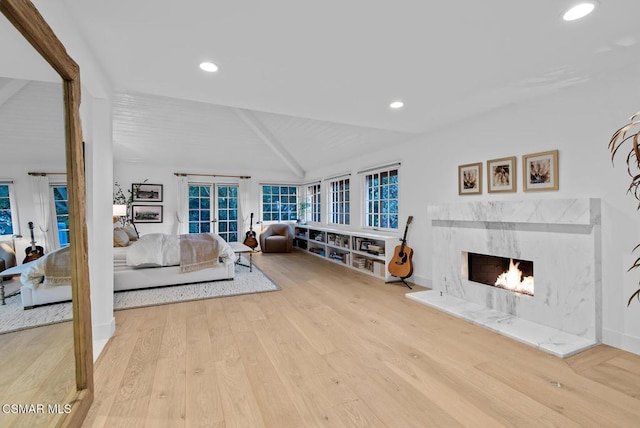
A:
[292,224,397,280]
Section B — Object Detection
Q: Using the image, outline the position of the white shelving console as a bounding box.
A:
[293,224,398,281]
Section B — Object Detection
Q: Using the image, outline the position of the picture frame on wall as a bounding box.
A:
[132,205,163,223]
[132,183,163,202]
[487,156,517,193]
[522,150,559,192]
[458,162,483,195]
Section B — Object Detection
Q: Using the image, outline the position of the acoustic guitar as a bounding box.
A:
[243,213,258,249]
[23,221,45,263]
[388,216,414,279]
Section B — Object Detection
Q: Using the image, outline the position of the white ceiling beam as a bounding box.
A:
[232,107,305,178]
[0,79,28,108]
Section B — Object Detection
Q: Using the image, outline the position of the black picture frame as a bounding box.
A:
[132,205,163,223]
[359,240,373,251]
[132,183,163,202]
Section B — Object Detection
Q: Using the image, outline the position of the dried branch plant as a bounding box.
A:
[609,112,640,305]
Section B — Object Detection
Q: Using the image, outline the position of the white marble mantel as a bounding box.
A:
[428,198,598,225]
[409,198,602,358]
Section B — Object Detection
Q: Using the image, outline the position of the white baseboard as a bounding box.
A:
[411,274,431,289]
[603,328,640,356]
[92,316,116,361]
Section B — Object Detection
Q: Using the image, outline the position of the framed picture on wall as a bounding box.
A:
[132,205,163,223]
[522,150,559,192]
[132,183,163,202]
[487,156,517,193]
[458,162,483,195]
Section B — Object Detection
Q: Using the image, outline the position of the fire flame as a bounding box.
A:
[495,259,534,295]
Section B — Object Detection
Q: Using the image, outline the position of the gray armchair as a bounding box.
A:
[259,224,294,253]
[0,242,17,278]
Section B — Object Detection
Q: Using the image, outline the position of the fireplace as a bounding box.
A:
[466,252,534,296]
[406,198,602,357]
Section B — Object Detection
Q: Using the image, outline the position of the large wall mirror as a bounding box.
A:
[0,0,93,426]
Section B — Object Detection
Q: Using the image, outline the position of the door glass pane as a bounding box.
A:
[52,185,69,247]
[188,185,212,233]
[217,185,238,242]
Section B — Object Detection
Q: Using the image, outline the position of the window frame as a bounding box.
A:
[306,183,321,224]
[328,177,350,226]
[187,181,240,242]
[261,184,298,222]
[188,182,214,235]
[50,182,70,248]
[0,182,19,238]
[363,166,399,231]
[215,183,239,242]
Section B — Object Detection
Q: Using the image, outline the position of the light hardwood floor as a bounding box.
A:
[0,321,77,428]
[84,250,640,427]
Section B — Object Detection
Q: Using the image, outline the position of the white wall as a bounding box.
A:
[33,0,115,356]
[114,161,301,236]
[304,62,640,355]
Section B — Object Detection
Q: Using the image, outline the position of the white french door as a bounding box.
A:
[188,183,239,242]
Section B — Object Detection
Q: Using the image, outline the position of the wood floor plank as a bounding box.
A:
[157,303,189,358]
[79,250,640,427]
[477,359,640,426]
[565,344,624,372]
[232,330,305,427]
[145,355,186,428]
[215,347,266,428]
[184,308,225,427]
[84,325,140,428]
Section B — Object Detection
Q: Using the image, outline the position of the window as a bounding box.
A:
[0,184,15,236]
[262,185,298,221]
[307,183,321,223]
[329,178,350,225]
[189,184,212,233]
[364,167,398,230]
[52,185,70,247]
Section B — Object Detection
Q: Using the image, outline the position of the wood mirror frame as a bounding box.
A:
[0,0,94,425]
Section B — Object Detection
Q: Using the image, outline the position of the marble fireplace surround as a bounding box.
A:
[408,198,601,358]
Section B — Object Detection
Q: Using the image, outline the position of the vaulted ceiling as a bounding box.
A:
[7,1,640,176]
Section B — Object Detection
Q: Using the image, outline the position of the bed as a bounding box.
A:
[20,246,72,308]
[114,232,235,291]
[19,232,236,308]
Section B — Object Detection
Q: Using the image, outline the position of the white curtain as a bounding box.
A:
[238,177,252,237]
[175,175,189,235]
[31,175,57,252]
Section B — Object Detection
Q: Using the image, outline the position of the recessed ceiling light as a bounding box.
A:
[390,101,404,109]
[563,2,596,21]
[199,61,219,72]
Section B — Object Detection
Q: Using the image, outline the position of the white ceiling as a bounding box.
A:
[62,0,640,131]
[0,79,65,166]
[11,1,640,176]
[112,91,416,174]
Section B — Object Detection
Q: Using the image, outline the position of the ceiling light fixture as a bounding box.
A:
[390,101,404,109]
[199,61,219,72]
[562,2,596,21]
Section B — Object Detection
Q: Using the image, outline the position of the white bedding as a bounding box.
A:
[126,232,235,268]
[114,233,236,291]
[20,247,70,289]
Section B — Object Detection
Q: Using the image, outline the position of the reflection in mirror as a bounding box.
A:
[0,6,76,427]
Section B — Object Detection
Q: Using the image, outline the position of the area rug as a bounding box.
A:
[114,263,279,310]
[0,261,278,335]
